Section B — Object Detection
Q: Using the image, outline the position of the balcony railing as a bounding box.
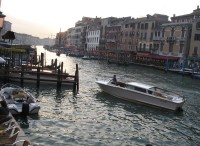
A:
[166,36,176,43]
[152,36,164,41]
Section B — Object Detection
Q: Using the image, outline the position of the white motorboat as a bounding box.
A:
[0,84,40,115]
[96,79,185,111]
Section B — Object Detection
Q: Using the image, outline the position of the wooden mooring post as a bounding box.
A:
[37,67,40,88]
[3,64,9,84]
[57,68,62,90]
[73,64,79,94]
[20,66,24,88]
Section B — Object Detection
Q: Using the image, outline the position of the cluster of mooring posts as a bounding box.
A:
[0,52,79,93]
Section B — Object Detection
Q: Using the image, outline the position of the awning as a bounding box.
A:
[187,56,200,61]
[136,53,179,60]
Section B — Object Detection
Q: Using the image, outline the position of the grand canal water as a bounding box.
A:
[10,46,200,145]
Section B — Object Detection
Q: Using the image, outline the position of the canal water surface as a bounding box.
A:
[11,46,200,145]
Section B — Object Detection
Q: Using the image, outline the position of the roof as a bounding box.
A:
[127,82,155,89]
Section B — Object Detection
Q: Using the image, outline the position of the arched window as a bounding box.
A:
[143,44,146,51]
[149,44,152,50]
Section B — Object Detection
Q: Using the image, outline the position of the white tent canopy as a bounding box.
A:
[0,57,6,63]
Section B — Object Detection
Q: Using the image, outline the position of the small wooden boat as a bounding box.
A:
[96,79,185,111]
[0,84,40,115]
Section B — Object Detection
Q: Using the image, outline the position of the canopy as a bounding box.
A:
[0,57,6,63]
[136,53,179,60]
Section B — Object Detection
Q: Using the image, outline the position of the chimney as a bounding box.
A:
[197,5,199,9]
[173,14,176,17]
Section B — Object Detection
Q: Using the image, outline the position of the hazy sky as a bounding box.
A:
[1,0,199,38]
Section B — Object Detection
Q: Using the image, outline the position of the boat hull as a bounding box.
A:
[8,104,40,115]
[96,81,184,111]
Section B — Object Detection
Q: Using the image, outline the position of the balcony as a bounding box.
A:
[192,53,198,57]
[106,39,116,43]
[153,36,164,41]
[179,37,185,44]
[166,36,176,43]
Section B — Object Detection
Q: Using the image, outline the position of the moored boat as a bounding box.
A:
[0,84,40,115]
[96,79,185,111]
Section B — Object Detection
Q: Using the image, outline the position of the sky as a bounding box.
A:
[0,0,199,38]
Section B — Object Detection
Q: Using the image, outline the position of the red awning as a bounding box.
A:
[136,53,179,60]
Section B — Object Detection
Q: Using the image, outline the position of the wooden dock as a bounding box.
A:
[0,58,79,93]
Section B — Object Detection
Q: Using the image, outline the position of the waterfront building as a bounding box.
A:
[64,17,101,54]
[55,31,66,46]
[105,17,131,51]
[160,5,200,67]
[171,5,200,66]
[122,14,169,53]
[86,25,101,54]
[100,17,117,51]
[103,17,131,63]
[66,27,74,47]
[56,5,200,68]
[160,22,192,67]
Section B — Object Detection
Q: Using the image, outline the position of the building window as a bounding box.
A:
[158,31,160,37]
[144,32,147,39]
[196,22,200,30]
[137,31,140,37]
[155,31,157,37]
[141,24,144,29]
[130,23,135,29]
[125,32,128,37]
[149,44,152,50]
[143,44,146,51]
[152,23,154,29]
[139,43,142,50]
[169,44,173,52]
[137,23,140,29]
[171,28,175,36]
[193,47,198,55]
[179,44,184,53]
[194,34,200,41]
[181,27,185,37]
[145,23,148,29]
[150,32,153,41]
[162,28,165,37]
